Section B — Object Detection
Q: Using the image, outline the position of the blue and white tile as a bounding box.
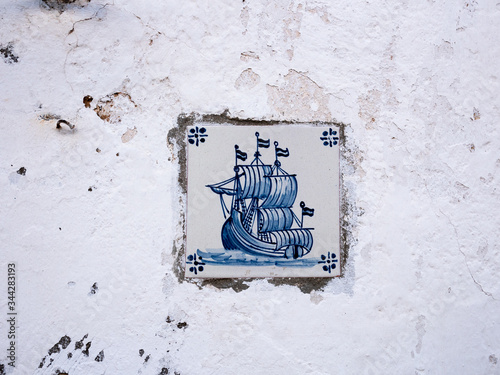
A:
[186,124,340,278]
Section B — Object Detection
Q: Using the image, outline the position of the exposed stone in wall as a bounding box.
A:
[94,92,138,124]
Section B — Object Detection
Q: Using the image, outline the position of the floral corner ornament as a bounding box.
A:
[318,252,338,273]
[320,128,338,147]
[188,127,207,146]
[187,252,205,275]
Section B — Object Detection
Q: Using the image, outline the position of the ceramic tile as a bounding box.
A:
[185,123,340,278]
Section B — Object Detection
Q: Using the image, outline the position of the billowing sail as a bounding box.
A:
[260,175,297,208]
[239,165,272,199]
[258,208,293,232]
[270,228,313,252]
[207,176,237,195]
[209,186,236,195]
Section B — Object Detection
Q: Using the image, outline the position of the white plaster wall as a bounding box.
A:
[1,0,499,374]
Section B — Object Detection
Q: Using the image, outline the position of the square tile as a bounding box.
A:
[186,123,340,278]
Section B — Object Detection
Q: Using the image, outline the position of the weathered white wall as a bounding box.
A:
[1,0,499,374]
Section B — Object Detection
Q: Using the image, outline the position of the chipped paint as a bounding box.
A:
[1,0,499,374]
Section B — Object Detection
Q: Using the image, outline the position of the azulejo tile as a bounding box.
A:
[186,124,340,278]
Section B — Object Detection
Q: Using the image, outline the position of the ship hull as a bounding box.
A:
[221,210,311,258]
[222,210,282,257]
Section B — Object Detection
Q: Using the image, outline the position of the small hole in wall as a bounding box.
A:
[176,322,188,329]
[89,282,98,294]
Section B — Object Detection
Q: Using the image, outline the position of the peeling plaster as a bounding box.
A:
[2,0,499,372]
[267,70,331,122]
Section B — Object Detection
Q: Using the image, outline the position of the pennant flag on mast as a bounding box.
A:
[300,201,314,217]
[254,132,270,159]
[276,147,290,157]
[273,141,290,166]
[235,145,247,161]
[256,132,270,148]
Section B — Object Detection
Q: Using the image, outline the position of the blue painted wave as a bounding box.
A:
[197,249,320,268]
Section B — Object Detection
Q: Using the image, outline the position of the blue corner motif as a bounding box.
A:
[187,252,205,274]
[320,128,338,147]
[318,252,337,273]
[188,127,207,146]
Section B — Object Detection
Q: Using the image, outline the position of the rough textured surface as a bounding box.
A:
[1,0,499,374]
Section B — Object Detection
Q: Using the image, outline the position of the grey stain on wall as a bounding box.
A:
[0,43,19,64]
[41,0,91,12]
[37,334,105,372]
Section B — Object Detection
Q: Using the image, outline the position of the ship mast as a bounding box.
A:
[233,145,247,214]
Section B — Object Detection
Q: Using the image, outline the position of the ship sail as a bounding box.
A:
[209,186,236,195]
[270,228,313,252]
[258,208,293,232]
[260,175,297,209]
[207,176,237,195]
[239,165,272,199]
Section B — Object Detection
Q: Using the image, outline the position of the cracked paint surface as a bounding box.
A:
[0,0,499,374]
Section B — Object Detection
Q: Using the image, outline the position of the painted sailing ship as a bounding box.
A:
[207,132,315,259]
